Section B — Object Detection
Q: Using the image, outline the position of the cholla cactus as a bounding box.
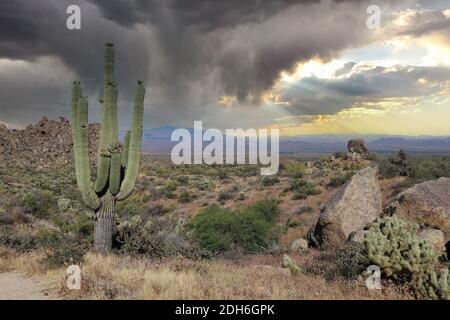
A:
[71,43,145,253]
[282,254,301,276]
[364,216,438,278]
[414,268,450,300]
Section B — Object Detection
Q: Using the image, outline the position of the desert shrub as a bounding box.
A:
[408,157,450,183]
[378,159,404,179]
[303,243,367,281]
[114,215,211,259]
[147,204,168,217]
[218,170,229,180]
[179,191,192,203]
[327,173,352,188]
[296,206,313,215]
[234,165,259,177]
[20,189,56,219]
[289,179,322,200]
[0,226,38,251]
[261,176,280,187]
[175,175,189,185]
[364,216,439,280]
[117,201,145,219]
[283,162,306,178]
[191,176,215,190]
[186,200,280,254]
[237,192,245,201]
[377,150,415,179]
[333,152,346,159]
[218,191,233,203]
[159,180,179,198]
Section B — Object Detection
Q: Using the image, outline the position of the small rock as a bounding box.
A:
[290,238,308,251]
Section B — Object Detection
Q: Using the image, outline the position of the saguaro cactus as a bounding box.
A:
[71,43,145,253]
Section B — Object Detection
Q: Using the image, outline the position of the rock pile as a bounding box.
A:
[0,117,99,167]
[347,139,369,160]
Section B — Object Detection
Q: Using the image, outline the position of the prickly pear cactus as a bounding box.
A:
[364,216,438,278]
[71,43,145,253]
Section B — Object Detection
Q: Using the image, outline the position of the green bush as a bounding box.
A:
[283,162,306,178]
[289,179,322,200]
[21,189,56,219]
[408,157,450,183]
[327,173,352,188]
[191,176,215,190]
[179,191,192,203]
[377,150,417,179]
[186,200,280,254]
[234,165,259,177]
[261,176,280,187]
[218,191,233,203]
[159,180,179,198]
[175,175,189,185]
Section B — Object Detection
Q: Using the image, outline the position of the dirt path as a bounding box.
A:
[0,272,58,300]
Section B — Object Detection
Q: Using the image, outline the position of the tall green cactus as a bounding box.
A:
[71,43,145,253]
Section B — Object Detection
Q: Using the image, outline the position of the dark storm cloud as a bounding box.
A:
[85,0,371,105]
[0,0,429,129]
[277,64,450,116]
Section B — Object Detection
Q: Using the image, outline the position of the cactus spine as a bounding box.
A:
[71,43,145,253]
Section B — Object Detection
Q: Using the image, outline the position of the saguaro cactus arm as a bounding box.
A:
[116,80,145,201]
[71,81,82,188]
[75,97,101,210]
[122,130,131,169]
[106,81,119,147]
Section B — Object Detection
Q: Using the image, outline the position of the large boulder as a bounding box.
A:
[347,139,369,156]
[312,167,382,248]
[417,228,446,254]
[385,177,450,237]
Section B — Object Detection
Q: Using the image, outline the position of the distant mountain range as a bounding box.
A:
[134,126,450,155]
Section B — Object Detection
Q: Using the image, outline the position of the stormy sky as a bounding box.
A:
[0,0,449,135]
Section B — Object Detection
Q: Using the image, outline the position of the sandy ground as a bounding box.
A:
[0,272,58,300]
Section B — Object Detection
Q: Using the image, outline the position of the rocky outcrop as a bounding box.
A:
[312,167,382,248]
[385,177,450,237]
[347,139,369,160]
[0,117,99,167]
[348,139,369,155]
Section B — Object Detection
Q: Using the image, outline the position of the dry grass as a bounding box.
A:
[0,245,415,300]
[56,251,413,300]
